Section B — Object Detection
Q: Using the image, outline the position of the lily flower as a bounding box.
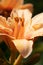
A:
[0,8,43,59]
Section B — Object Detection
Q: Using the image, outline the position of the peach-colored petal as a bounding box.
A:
[0,16,14,36]
[0,16,9,27]
[8,17,18,38]
[14,0,24,9]
[24,19,34,39]
[12,39,33,58]
[32,13,43,30]
[32,24,43,30]
[23,9,32,26]
[0,25,13,35]
[10,10,18,19]
[7,17,15,29]
[31,13,43,38]
[19,3,33,13]
[32,28,43,38]
[15,9,32,25]
[0,0,24,10]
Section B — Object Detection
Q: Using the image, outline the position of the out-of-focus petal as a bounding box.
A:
[23,9,32,26]
[19,3,33,13]
[24,19,33,39]
[32,28,43,38]
[12,39,33,58]
[0,16,9,27]
[24,25,34,39]
[14,0,24,9]
[0,25,13,35]
[31,13,43,38]
[7,17,15,29]
[0,16,13,36]
[0,0,24,10]
[32,13,43,30]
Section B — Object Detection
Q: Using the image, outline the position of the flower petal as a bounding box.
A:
[0,25,13,36]
[32,13,43,30]
[24,19,34,39]
[22,9,32,39]
[0,16,13,36]
[32,28,43,38]
[31,13,43,38]
[16,9,32,25]
[20,3,33,13]
[12,39,33,58]
[14,0,24,9]
[11,9,32,25]
[0,16,9,27]
[23,9,32,26]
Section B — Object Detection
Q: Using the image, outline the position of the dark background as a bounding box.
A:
[24,0,43,16]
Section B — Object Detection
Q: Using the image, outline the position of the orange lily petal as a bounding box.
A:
[0,16,9,27]
[19,3,33,13]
